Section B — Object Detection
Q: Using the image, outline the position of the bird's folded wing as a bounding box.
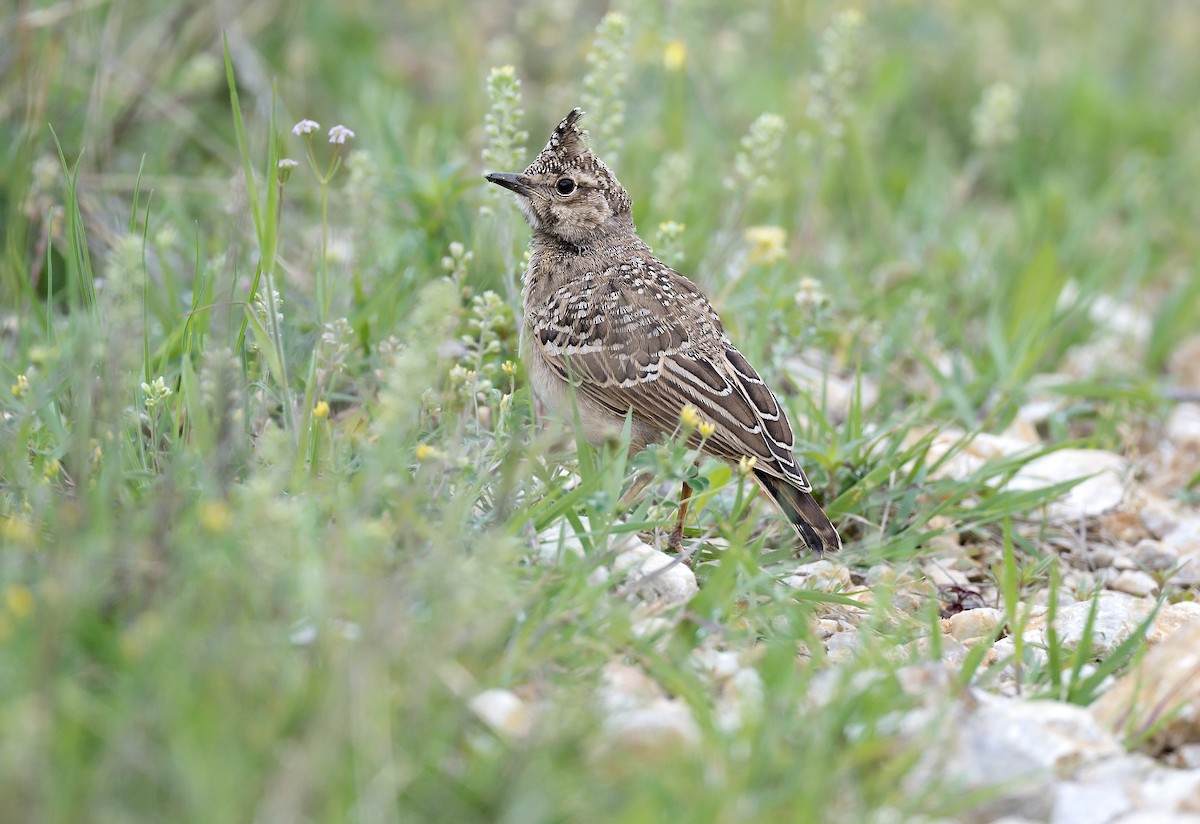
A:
[532,286,811,491]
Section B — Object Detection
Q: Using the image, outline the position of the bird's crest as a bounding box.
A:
[524,107,631,215]
[525,108,588,175]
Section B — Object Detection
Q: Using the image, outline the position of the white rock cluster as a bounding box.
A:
[486,375,1200,818]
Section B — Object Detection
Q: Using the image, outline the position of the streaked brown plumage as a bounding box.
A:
[487,108,840,555]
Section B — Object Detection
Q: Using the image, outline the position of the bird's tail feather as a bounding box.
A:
[754,470,841,555]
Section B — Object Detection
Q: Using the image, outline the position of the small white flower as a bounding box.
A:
[292,119,320,136]
[141,376,174,411]
[972,82,1020,151]
[278,158,299,169]
[328,124,356,144]
[794,276,829,310]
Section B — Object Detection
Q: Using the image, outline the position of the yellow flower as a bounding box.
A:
[313,400,330,419]
[501,360,517,377]
[744,225,787,265]
[4,585,34,619]
[198,501,232,534]
[415,443,440,462]
[679,404,702,429]
[10,374,29,397]
[0,518,35,546]
[698,420,716,439]
[663,40,686,72]
[43,458,60,480]
[738,455,758,476]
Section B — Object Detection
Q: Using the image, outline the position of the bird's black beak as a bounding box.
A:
[485,172,533,198]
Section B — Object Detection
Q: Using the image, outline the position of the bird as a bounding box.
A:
[486,108,840,556]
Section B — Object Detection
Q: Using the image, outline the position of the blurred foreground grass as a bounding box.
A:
[1,1,1198,821]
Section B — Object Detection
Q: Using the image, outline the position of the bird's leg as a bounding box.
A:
[667,481,693,552]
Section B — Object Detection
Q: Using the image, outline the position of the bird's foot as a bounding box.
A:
[665,528,693,565]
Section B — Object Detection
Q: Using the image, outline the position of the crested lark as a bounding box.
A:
[487,108,841,555]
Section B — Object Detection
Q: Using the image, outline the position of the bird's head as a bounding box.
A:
[486,108,633,246]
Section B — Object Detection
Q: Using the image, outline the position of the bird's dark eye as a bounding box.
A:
[555,178,576,195]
